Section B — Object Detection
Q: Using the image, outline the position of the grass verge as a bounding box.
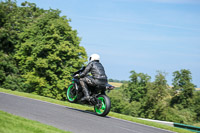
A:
[0,88,193,133]
[0,110,70,133]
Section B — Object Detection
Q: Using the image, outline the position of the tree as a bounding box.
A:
[0,0,46,90]
[122,70,151,102]
[108,78,114,82]
[15,9,87,100]
[0,51,18,85]
[108,89,127,113]
[0,1,87,100]
[141,71,169,119]
[193,91,200,121]
[171,69,195,108]
[0,0,45,54]
[0,51,28,91]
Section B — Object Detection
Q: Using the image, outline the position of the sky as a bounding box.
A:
[17,0,200,87]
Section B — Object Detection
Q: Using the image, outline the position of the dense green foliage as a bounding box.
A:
[171,69,195,108]
[108,69,200,126]
[123,70,151,102]
[0,0,45,54]
[0,52,28,91]
[0,0,87,100]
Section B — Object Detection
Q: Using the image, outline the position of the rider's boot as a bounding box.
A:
[80,82,91,102]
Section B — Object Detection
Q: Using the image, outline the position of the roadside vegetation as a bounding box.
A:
[0,0,199,132]
[0,110,70,133]
[108,70,200,127]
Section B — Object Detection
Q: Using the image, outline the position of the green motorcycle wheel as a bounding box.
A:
[67,84,77,103]
[94,95,111,117]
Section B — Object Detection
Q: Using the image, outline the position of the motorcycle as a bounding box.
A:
[66,67,114,117]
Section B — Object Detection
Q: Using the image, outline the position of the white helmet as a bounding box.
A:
[89,54,100,62]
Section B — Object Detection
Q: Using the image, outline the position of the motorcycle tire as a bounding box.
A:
[66,84,78,103]
[94,94,111,117]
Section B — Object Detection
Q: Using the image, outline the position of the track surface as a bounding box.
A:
[0,92,174,133]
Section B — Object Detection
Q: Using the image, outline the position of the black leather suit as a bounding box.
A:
[79,60,108,90]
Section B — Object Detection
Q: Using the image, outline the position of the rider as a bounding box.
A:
[79,54,108,102]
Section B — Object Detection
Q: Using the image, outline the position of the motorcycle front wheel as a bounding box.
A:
[94,95,111,117]
[66,84,78,103]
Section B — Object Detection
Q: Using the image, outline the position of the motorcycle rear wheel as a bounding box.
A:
[94,95,111,117]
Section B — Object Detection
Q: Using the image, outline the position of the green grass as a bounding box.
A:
[0,88,193,133]
[0,110,70,133]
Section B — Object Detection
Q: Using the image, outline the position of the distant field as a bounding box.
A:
[108,82,123,88]
[108,83,200,91]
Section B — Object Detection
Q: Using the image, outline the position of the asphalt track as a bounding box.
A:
[0,92,175,133]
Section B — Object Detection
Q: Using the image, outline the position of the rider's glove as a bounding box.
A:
[74,74,80,78]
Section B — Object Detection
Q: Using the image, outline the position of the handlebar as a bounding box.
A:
[72,66,85,77]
